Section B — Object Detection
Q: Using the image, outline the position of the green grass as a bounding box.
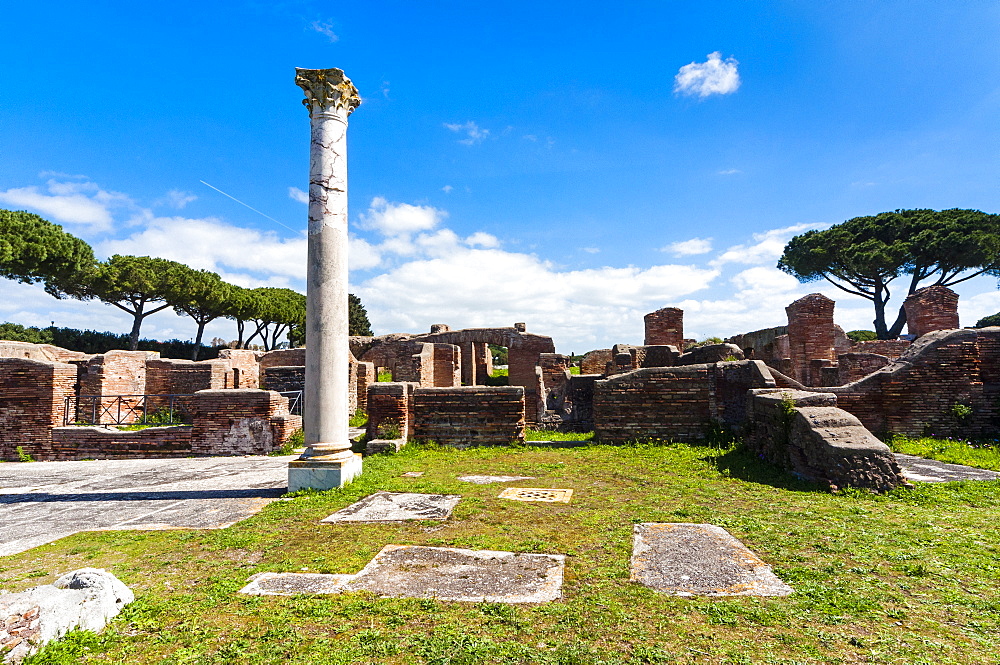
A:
[524,428,595,442]
[888,434,1000,471]
[377,370,392,382]
[6,440,1000,664]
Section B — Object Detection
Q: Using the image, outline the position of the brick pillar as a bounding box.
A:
[903,286,960,339]
[644,307,683,347]
[785,293,836,386]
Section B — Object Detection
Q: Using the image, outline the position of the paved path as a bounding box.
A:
[894,453,1000,483]
[0,455,295,557]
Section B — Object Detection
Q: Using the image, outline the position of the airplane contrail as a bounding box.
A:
[199,180,301,235]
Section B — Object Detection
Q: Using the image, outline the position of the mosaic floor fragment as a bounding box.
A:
[457,475,536,484]
[321,492,460,523]
[498,487,573,503]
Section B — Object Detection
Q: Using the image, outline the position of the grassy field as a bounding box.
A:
[888,435,1000,472]
[4,441,1000,664]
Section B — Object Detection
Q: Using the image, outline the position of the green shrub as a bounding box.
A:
[847,330,878,342]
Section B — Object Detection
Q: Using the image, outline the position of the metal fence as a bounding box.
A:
[65,394,196,427]
[279,390,303,416]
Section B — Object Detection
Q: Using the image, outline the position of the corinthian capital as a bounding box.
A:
[295,67,361,117]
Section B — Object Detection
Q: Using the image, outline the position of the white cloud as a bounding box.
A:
[663,237,713,256]
[309,19,338,42]
[0,178,133,232]
[444,121,490,145]
[381,81,390,98]
[288,186,309,204]
[718,169,742,175]
[674,52,741,98]
[156,189,197,209]
[466,231,499,248]
[441,185,453,194]
[711,223,814,266]
[358,196,445,236]
[581,247,600,254]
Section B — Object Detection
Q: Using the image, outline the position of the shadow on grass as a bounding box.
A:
[707,444,826,494]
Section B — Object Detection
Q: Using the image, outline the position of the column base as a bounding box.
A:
[288,453,363,492]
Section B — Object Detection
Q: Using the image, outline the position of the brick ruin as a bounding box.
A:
[0,285,979,490]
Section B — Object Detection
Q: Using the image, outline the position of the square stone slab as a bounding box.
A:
[631,523,793,597]
[321,492,460,523]
[239,545,566,603]
[457,475,536,485]
[498,487,573,503]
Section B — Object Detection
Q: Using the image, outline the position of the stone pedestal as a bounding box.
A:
[288,67,362,492]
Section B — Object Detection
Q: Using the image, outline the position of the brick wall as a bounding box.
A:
[146,358,229,395]
[837,353,890,384]
[411,386,525,447]
[262,366,304,392]
[785,293,837,386]
[745,389,904,492]
[903,285,960,339]
[432,343,461,387]
[0,358,77,460]
[644,307,684,347]
[218,349,261,388]
[0,341,88,363]
[825,328,1000,439]
[189,389,300,456]
[78,351,154,424]
[46,426,193,460]
[356,362,374,412]
[593,360,775,443]
[366,382,414,440]
[258,348,305,371]
[581,349,612,375]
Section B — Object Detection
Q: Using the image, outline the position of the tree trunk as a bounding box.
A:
[886,304,908,339]
[128,305,144,351]
[191,319,207,361]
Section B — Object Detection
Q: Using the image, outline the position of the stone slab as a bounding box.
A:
[287,454,363,492]
[631,523,793,597]
[457,475,535,484]
[894,453,1000,483]
[0,455,294,557]
[498,487,573,503]
[239,544,565,603]
[321,492,460,523]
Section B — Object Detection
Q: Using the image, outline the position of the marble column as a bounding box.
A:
[288,67,363,492]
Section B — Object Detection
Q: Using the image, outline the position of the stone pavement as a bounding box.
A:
[894,453,1000,483]
[0,455,295,557]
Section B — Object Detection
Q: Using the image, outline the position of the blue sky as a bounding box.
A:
[2,1,1000,352]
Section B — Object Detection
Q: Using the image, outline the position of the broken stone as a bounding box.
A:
[239,544,565,603]
[321,492,460,523]
[0,568,134,663]
[457,475,535,484]
[630,523,792,597]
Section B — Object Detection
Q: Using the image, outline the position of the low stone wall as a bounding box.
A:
[837,353,890,385]
[746,389,905,492]
[366,382,414,441]
[852,339,910,359]
[593,360,775,443]
[580,349,612,375]
[411,386,525,447]
[48,426,193,460]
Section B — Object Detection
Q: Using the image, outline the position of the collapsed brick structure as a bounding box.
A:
[644,307,684,347]
[904,285,960,339]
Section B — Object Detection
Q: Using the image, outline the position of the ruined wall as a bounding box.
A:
[677,343,744,366]
[258,348,305,371]
[593,360,775,443]
[904,285,960,339]
[77,351,155,424]
[262,366,305,393]
[361,341,434,386]
[47,426,193,460]
[539,353,571,412]
[189,389,300,456]
[726,326,788,361]
[0,341,89,363]
[581,349,612,375]
[785,293,837,386]
[356,361,374,412]
[644,307,684,347]
[146,358,230,395]
[0,358,77,460]
[824,328,1000,439]
[746,389,904,492]
[218,349,261,389]
[366,382,416,444]
[410,386,525,447]
[837,353,890,385]
[432,343,462,387]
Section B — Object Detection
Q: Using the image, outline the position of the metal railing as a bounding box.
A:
[65,394,196,427]
[279,390,303,416]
